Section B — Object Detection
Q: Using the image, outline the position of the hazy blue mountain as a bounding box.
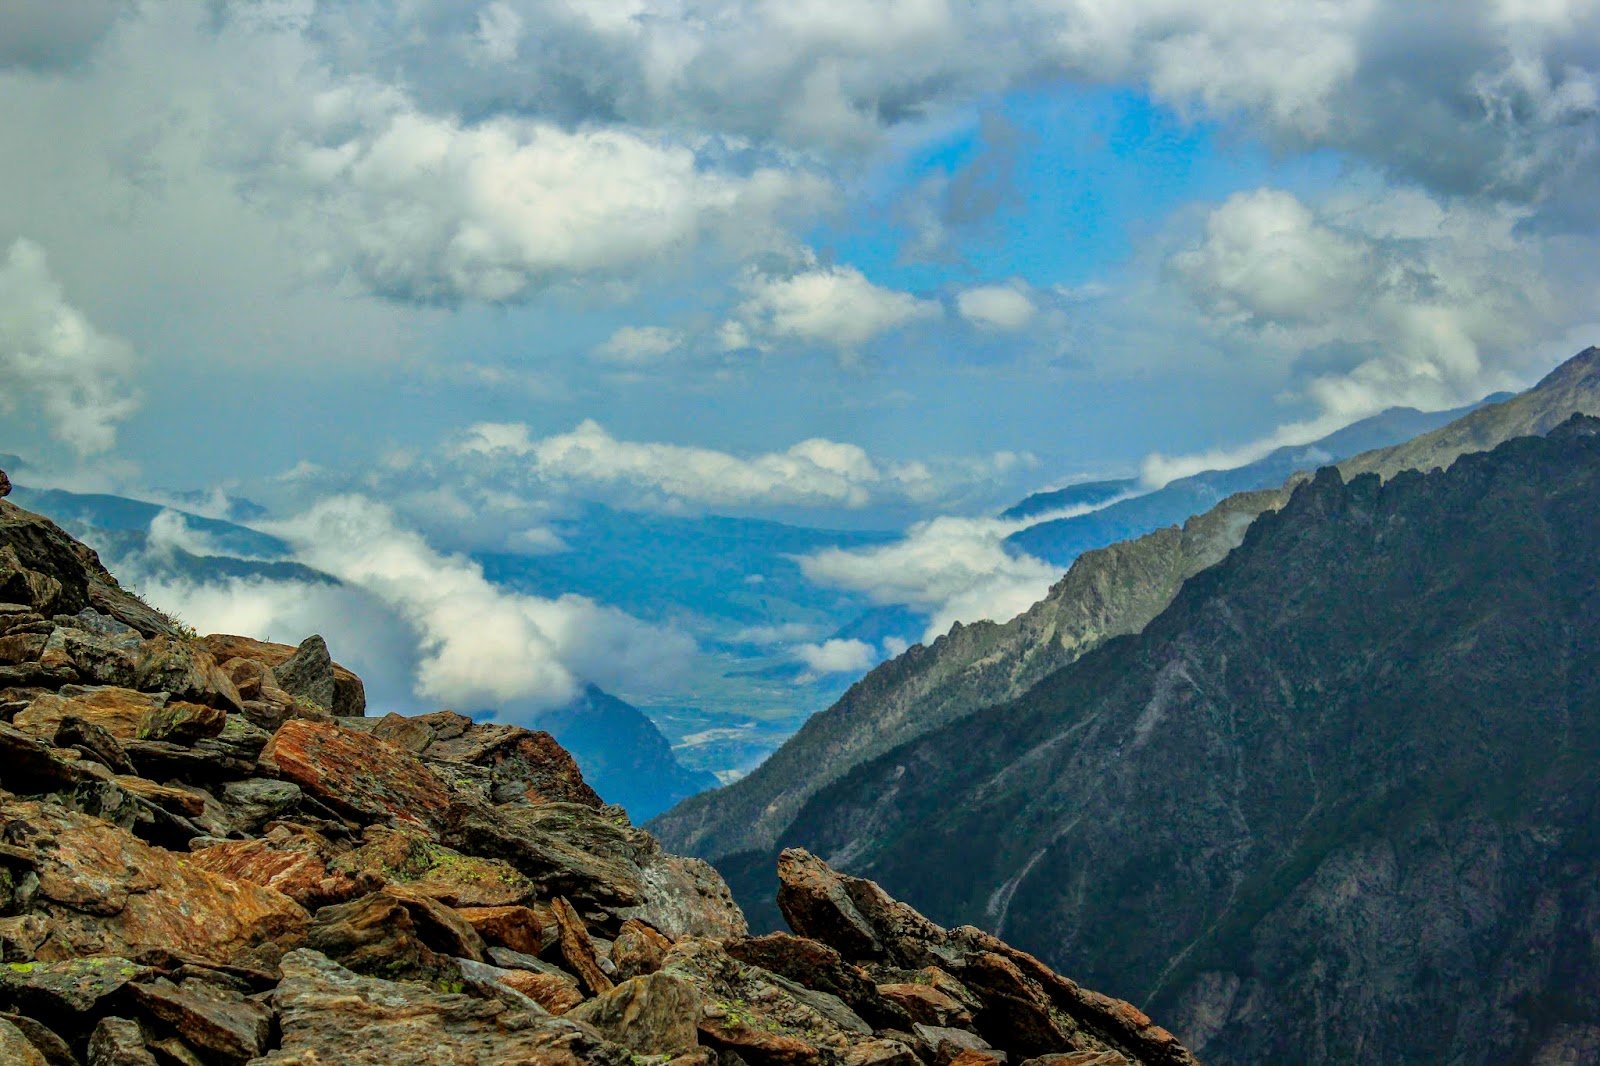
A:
[1007,399,1502,566]
[1000,477,1141,521]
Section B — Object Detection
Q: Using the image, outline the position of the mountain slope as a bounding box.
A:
[652,348,1600,876]
[778,415,1600,1065]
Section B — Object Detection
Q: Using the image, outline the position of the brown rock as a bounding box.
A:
[2,799,308,966]
[493,968,585,1015]
[776,848,888,961]
[56,713,137,774]
[0,1017,50,1066]
[455,905,548,955]
[611,918,674,980]
[0,955,147,1019]
[187,838,370,910]
[132,638,241,712]
[0,720,89,792]
[88,1017,159,1066]
[261,949,628,1065]
[375,712,602,807]
[15,687,164,742]
[199,634,365,718]
[726,932,905,1029]
[878,980,974,1028]
[0,1012,75,1066]
[551,896,614,995]
[567,972,703,1055]
[306,887,486,984]
[135,701,225,744]
[127,977,271,1063]
[260,720,451,831]
[327,824,534,907]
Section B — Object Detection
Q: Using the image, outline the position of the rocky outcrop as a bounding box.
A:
[765,417,1600,1065]
[0,495,1191,1066]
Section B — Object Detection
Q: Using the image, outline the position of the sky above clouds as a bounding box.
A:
[2,0,1599,716]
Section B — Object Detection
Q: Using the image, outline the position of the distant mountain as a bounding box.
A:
[1008,399,1499,566]
[1001,477,1141,521]
[530,684,719,822]
[768,414,1600,1065]
[8,485,290,559]
[652,348,1600,903]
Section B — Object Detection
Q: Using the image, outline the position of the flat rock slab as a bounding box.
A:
[261,720,451,831]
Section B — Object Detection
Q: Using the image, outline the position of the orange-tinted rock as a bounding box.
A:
[551,896,613,996]
[14,687,164,742]
[454,905,547,955]
[611,918,674,981]
[199,634,365,718]
[493,968,585,1015]
[326,824,535,908]
[260,720,451,831]
[1,799,308,966]
[188,839,371,910]
[135,701,226,744]
[567,972,702,1055]
[370,712,602,808]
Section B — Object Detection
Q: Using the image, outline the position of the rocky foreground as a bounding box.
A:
[0,495,1194,1066]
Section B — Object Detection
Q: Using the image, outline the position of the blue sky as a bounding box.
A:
[2,0,1598,718]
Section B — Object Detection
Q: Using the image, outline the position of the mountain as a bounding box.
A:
[1008,398,1499,566]
[531,683,719,822]
[0,493,1194,1066]
[738,415,1600,1064]
[652,347,1600,897]
[1000,477,1141,521]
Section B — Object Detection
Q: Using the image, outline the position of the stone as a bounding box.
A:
[127,977,271,1063]
[187,838,371,911]
[877,980,974,1028]
[327,825,534,908]
[550,896,613,995]
[0,720,89,793]
[726,933,905,1030]
[88,1018,159,1066]
[306,887,486,985]
[218,779,302,833]
[131,638,241,712]
[271,636,336,716]
[454,905,548,955]
[377,713,602,807]
[135,702,225,745]
[567,972,703,1055]
[261,720,452,831]
[0,1012,75,1066]
[775,848,887,961]
[0,1017,50,1066]
[199,634,365,718]
[0,955,147,1019]
[56,714,137,774]
[17,688,166,743]
[259,949,631,1065]
[611,918,674,981]
[491,967,585,1015]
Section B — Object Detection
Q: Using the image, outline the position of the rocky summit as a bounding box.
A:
[0,495,1193,1066]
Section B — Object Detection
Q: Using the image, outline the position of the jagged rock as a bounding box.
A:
[326,824,535,908]
[187,836,372,910]
[0,1011,74,1066]
[15,688,164,743]
[56,715,137,774]
[369,711,602,807]
[0,955,147,1019]
[88,1017,158,1066]
[550,896,613,995]
[455,905,549,955]
[0,470,9,498]
[487,964,585,1015]
[0,1016,51,1065]
[0,720,90,792]
[127,977,271,1064]
[611,918,673,981]
[135,702,225,745]
[567,972,702,1055]
[306,887,486,985]
[199,634,365,718]
[260,720,451,831]
[270,636,336,716]
[0,799,308,966]
[130,639,241,713]
[725,932,907,1030]
[217,779,302,834]
[259,949,631,1065]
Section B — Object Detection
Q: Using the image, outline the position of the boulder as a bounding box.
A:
[567,972,702,1055]
[199,634,365,718]
[260,720,452,831]
[327,824,534,908]
[127,977,271,1064]
[87,1017,159,1066]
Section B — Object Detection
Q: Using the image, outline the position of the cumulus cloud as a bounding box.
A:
[0,239,139,456]
[449,419,995,510]
[957,282,1038,331]
[258,495,695,711]
[1146,183,1566,485]
[593,325,684,365]
[793,638,878,676]
[723,262,940,354]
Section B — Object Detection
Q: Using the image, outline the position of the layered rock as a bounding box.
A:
[0,496,1191,1066]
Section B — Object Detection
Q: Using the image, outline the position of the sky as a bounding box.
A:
[3,0,1599,720]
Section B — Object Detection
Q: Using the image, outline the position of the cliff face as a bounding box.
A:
[776,417,1600,1065]
[0,495,1191,1066]
[652,346,1600,923]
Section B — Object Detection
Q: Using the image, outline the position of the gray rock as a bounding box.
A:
[272,636,335,715]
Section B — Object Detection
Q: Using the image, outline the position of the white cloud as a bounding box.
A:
[449,419,976,510]
[594,325,684,365]
[794,638,878,675]
[258,495,696,711]
[0,239,139,457]
[724,262,940,354]
[957,282,1038,330]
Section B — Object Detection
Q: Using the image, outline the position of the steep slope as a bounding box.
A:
[533,684,719,822]
[1008,399,1494,566]
[652,347,1600,877]
[780,416,1600,1065]
[0,495,1193,1066]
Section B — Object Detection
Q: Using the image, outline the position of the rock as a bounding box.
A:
[488,966,585,1015]
[306,887,486,985]
[726,932,905,1030]
[327,824,534,908]
[1,799,308,966]
[0,1017,51,1066]
[877,974,976,1028]
[567,972,702,1055]
[0,470,9,498]
[0,720,89,792]
[611,918,674,981]
[127,977,271,1063]
[270,636,336,716]
[88,1017,159,1066]
[549,896,613,995]
[372,712,602,807]
[130,639,241,713]
[0,955,147,1020]
[17,688,166,743]
[260,949,631,1065]
[135,702,225,745]
[775,849,889,961]
[187,838,371,910]
[454,905,549,955]
[260,720,452,831]
[0,1012,76,1066]
[199,634,365,718]
[218,779,302,833]
[56,714,137,774]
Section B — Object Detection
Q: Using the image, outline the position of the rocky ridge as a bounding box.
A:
[652,346,1600,918]
[0,493,1192,1066]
